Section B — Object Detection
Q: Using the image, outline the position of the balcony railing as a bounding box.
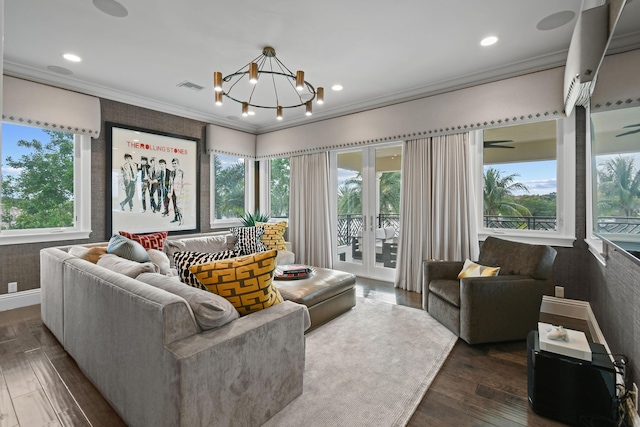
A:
[483,215,557,231]
[336,214,400,246]
[337,214,640,247]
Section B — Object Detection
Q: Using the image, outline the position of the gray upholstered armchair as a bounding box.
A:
[422,236,557,345]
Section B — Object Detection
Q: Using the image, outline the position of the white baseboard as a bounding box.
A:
[0,289,41,312]
[541,296,640,425]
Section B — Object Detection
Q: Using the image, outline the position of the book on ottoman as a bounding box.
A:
[275,264,312,280]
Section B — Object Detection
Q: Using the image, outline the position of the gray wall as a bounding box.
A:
[589,244,640,389]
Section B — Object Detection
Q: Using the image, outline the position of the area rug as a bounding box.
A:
[264,298,457,427]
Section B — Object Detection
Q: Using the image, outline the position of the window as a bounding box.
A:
[211,154,253,225]
[270,158,290,218]
[0,122,91,244]
[590,105,640,255]
[475,118,575,246]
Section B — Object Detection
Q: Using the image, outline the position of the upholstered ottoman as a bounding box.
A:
[275,267,356,331]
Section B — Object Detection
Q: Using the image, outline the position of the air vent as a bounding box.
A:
[177,81,205,91]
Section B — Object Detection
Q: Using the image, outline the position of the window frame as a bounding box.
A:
[473,116,576,247]
[0,130,92,245]
[209,153,254,228]
[259,157,290,221]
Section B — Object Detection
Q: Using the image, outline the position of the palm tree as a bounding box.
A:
[379,171,401,214]
[337,180,362,215]
[483,167,531,216]
[597,155,640,217]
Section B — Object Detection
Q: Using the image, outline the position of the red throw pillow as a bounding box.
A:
[119,231,168,251]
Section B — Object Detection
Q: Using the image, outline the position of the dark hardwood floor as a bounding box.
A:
[0,279,573,426]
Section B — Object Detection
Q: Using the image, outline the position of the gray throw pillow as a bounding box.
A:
[107,234,150,263]
[97,254,158,278]
[137,272,239,331]
[147,249,171,275]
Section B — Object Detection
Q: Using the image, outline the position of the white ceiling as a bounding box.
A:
[4,0,640,135]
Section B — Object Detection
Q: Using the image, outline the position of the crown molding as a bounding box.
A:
[2,62,259,134]
[253,49,571,134]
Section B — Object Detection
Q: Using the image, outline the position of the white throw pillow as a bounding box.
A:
[147,249,171,275]
[97,254,158,278]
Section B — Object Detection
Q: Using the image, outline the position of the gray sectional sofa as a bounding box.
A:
[40,233,310,427]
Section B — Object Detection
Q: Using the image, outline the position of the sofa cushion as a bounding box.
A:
[256,221,287,251]
[148,249,171,275]
[137,273,239,331]
[428,279,461,307]
[68,246,108,263]
[119,230,168,251]
[174,250,239,289]
[457,259,500,279]
[189,249,283,316]
[107,234,150,263]
[97,254,158,278]
[230,226,267,255]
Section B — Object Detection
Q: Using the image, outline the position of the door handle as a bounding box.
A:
[370,215,374,232]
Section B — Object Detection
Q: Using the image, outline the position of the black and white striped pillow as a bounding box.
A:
[173,250,239,289]
[230,226,267,255]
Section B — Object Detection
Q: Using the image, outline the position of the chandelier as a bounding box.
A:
[213,46,324,121]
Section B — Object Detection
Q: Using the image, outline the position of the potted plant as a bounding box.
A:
[239,210,270,227]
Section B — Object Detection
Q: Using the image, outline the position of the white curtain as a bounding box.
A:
[395,132,479,292]
[289,152,333,268]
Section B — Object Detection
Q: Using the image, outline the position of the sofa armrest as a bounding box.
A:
[422,260,464,310]
[459,276,545,344]
[168,301,310,426]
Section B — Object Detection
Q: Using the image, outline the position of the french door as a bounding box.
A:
[331,143,402,281]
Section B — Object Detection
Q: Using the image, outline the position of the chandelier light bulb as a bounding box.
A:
[215,47,325,121]
[213,71,223,92]
[249,62,259,84]
[317,87,324,104]
[296,70,305,91]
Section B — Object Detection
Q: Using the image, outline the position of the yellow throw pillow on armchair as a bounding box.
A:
[256,221,287,251]
[189,249,283,316]
[457,259,500,279]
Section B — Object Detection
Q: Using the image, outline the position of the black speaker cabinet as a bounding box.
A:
[527,330,617,426]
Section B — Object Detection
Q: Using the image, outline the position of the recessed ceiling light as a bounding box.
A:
[248,111,256,116]
[332,85,343,91]
[93,0,129,18]
[480,36,498,47]
[47,65,73,75]
[63,53,82,62]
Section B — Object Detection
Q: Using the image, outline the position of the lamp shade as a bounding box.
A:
[249,62,258,84]
[317,87,324,104]
[296,70,305,91]
[214,72,223,92]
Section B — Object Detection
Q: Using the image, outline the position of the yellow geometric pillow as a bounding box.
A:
[189,249,283,316]
[457,259,500,279]
[256,221,287,251]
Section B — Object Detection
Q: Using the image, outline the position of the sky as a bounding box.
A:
[339,160,559,196]
[485,160,557,196]
[2,123,50,176]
